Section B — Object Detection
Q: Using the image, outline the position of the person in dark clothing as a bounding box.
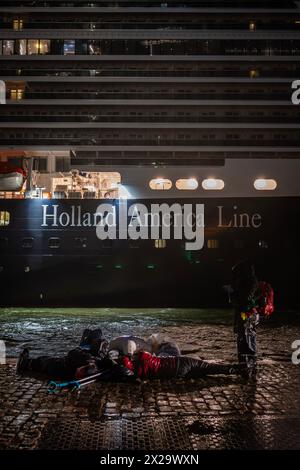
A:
[16,328,133,381]
[230,261,260,370]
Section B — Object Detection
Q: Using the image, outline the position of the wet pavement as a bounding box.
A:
[0,308,300,450]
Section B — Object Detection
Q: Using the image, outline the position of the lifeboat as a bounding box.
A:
[0,161,27,191]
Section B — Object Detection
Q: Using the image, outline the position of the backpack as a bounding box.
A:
[256,281,274,317]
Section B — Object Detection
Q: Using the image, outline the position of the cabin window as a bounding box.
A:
[13,19,23,31]
[22,237,34,248]
[10,89,23,100]
[254,179,277,191]
[207,239,219,249]
[155,239,167,249]
[64,40,75,55]
[48,237,60,249]
[202,179,225,190]
[175,178,198,190]
[74,237,87,248]
[0,211,10,226]
[149,178,172,190]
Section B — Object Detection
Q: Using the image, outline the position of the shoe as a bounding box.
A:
[229,363,249,378]
[16,348,30,374]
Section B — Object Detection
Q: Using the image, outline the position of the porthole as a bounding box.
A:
[175,178,198,190]
[202,179,225,191]
[254,179,277,191]
[48,237,60,249]
[22,237,34,249]
[149,178,172,190]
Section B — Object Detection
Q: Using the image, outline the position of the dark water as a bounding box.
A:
[0,307,299,358]
[0,307,232,358]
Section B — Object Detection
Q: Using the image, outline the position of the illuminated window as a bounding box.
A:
[149,178,172,190]
[10,89,23,100]
[249,21,256,31]
[3,40,14,55]
[175,178,198,190]
[202,179,225,190]
[13,19,23,31]
[249,69,259,79]
[17,39,27,55]
[207,239,219,249]
[0,211,10,226]
[254,179,277,191]
[155,239,167,248]
[64,40,75,55]
[27,39,50,55]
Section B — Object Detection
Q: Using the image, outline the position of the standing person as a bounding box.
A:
[230,261,260,373]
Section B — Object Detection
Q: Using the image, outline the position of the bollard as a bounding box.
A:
[0,340,6,365]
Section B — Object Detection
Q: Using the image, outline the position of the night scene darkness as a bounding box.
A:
[0,0,300,466]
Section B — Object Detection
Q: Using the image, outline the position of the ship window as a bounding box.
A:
[176,178,198,190]
[2,40,14,55]
[64,40,75,55]
[155,239,167,249]
[202,179,225,191]
[13,19,23,31]
[48,237,60,249]
[28,40,50,55]
[74,237,87,248]
[149,178,172,190]
[207,239,219,249]
[0,211,10,226]
[249,69,260,79]
[10,89,23,101]
[33,157,48,173]
[254,179,277,191]
[22,237,34,248]
[259,240,269,249]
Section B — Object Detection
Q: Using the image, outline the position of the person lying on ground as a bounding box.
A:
[17,344,244,382]
[108,333,181,358]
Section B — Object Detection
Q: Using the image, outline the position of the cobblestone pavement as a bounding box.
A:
[0,313,300,450]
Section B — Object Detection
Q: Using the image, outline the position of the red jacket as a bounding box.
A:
[122,351,178,379]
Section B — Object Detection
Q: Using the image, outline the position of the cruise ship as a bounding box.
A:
[0,0,299,307]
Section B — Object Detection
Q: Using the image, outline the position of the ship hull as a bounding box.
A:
[0,198,298,308]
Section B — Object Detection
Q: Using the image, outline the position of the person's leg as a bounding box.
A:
[29,348,93,378]
[29,356,70,377]
[176,356,237,378]
[237,315,258,366]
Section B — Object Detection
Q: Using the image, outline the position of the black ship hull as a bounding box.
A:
[0,198,298,308]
